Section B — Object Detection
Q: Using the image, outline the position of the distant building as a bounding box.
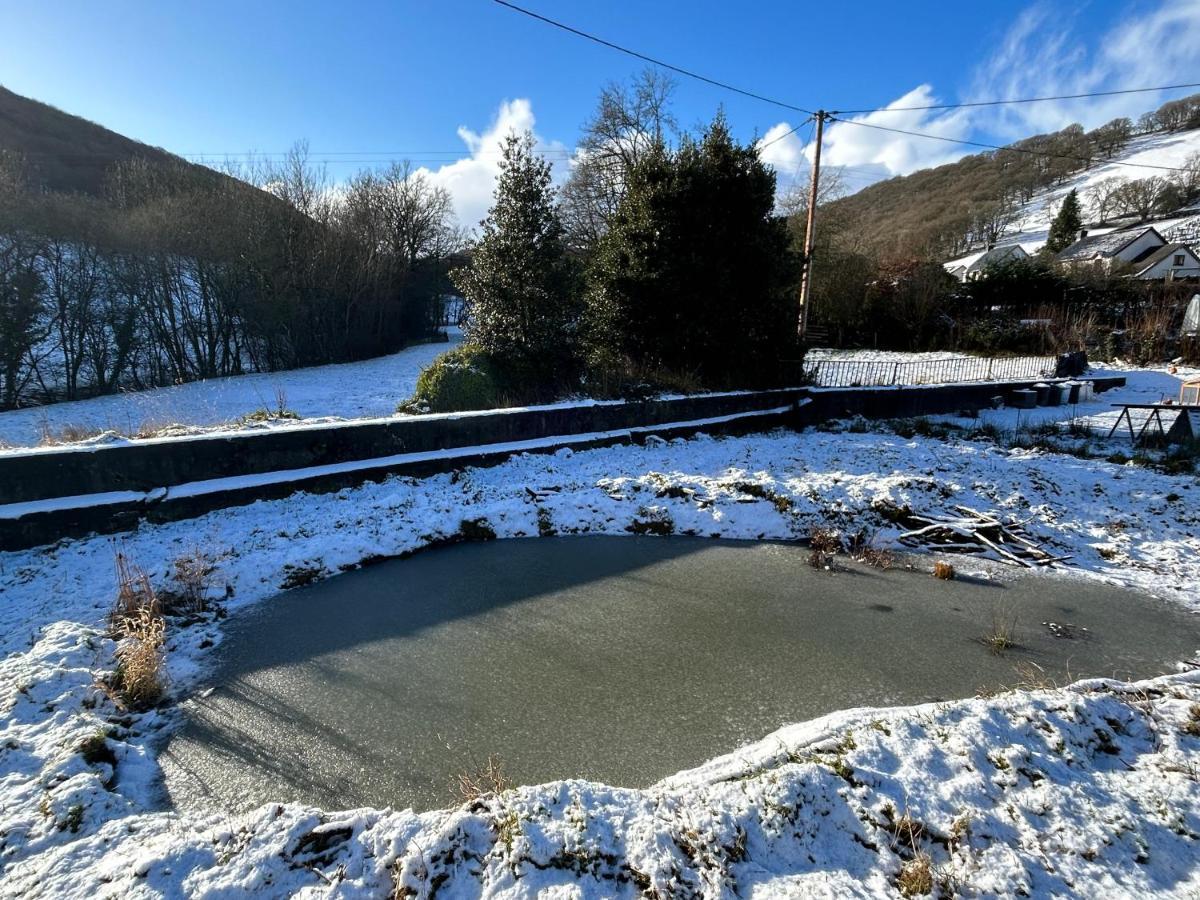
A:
[1129,243,1200,280]
[1056,225,1200,280]
[942,244,1029,282]
[1055,226,1167,274]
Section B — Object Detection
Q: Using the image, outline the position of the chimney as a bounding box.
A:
[1078,228,1088,240]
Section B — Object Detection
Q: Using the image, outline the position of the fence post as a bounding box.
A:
[986,358,994,381]
[891,362,900,385]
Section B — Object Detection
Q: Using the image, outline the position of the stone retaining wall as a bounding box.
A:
[0,374,1125,551]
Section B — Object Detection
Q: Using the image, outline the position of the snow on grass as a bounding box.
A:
[2,410,1199,896]
[0,332,461,451]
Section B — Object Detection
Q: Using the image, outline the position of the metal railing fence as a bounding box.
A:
[803,355,1057,388]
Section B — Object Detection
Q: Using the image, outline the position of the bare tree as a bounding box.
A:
[1113,176,1171,222]
[560,68,677,251]
[1174,151,1200,202]
[1085,176,1126,224]
[1086,118,1133,157]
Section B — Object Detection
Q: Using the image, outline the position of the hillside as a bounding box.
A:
[0,85,223,196]
[821,94,1200,261]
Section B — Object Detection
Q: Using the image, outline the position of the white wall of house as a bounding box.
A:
[1135,248,1200,280]
[1113,230,1166,265]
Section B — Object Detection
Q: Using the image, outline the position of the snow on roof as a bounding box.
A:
[942,244,1026,273]
[1056,227,1162,261]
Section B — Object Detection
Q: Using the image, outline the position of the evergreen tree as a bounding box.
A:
[1045,189,1083,254]
[453,132,579,383]
[586,114,802,388]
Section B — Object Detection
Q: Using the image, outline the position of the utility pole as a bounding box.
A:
[797,110,828,342]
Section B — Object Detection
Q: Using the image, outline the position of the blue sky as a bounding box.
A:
[3,0,1199,226]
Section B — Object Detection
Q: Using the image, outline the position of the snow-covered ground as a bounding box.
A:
[0,332,461,450]
[2,366,1199,896]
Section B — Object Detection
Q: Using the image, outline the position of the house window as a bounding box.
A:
[1175,254,1186,266]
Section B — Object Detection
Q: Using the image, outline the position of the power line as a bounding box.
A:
[493,0,815,116]
[826,114,1192,173]
[495,0,1197,178]
[833,81,1200,115]
[757,116,813,151]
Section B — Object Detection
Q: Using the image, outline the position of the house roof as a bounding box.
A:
[942,244,1027,275]
[1056,227,1164,262]
[1132,243,1200,276]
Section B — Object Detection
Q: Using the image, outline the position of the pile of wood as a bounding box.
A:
[897,505,1068,568]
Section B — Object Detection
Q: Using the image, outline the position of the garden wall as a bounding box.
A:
[0,374,1125,551]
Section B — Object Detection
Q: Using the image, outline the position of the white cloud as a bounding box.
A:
[416,98,569,232]
[758,0,1200,194]
[757,122,808,175]
[822,85,973,175]
[966,0,1200,138]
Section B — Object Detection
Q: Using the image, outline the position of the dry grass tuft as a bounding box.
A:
[809,527,842,554]
[454,753,510,803]
[931,561,955,580]
[168,547,216,614]
[38,420,110,446]
[897,853,934,896]
[113,609,166,709]
[109,552,167,710]
[848,529,894,570]
[982,606,1019,655]
[808,526,841,570]
[1183,704,1200,738]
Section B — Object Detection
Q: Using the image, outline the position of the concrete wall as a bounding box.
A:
[0,390,805,505]
[0,374,1125,552]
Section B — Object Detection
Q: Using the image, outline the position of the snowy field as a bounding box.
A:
[2,359,1200,896]
[0,331,461,450]
[0,334,1110,451]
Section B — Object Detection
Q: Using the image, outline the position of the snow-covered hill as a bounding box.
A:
[998,127,1200,256]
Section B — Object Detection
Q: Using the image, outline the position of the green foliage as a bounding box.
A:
[586,114,802,388]
[453,132,580,385]
[402,344,502,413]
[960,257,1068,310]
[1045,189,1082,254]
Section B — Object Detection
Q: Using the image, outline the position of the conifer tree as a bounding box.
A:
[1045,189,1083,254]
[586,114,801,388]
[453,132,579,382]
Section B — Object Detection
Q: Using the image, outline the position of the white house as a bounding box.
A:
[1055,226,1167,273]
[943,244,1029,282]
[1129,243,1200,280]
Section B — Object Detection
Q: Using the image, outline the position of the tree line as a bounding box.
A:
[411,72,801,412]
[0,146,461,410]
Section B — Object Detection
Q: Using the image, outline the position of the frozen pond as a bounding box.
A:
[162,536,1200,814]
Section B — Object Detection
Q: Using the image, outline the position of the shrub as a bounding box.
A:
[459,517,497,541]
[584,115,802,389]
[164,547,216,614]
[402,344,502,413]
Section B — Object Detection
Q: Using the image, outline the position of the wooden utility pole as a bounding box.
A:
[797,110,828,341]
